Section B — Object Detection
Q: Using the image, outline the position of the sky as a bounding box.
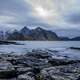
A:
[0,0,80,37]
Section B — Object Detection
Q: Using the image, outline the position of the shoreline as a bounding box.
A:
[0,49,80,80]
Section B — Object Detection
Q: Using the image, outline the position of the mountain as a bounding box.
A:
[7,30,25,40]
[30,27,59,40]
[7,29,33,40]
[1,26,80,41]
[71,37,80,41]
[20,26,31,35]
[7,27,60,40]
[59,37,70,41]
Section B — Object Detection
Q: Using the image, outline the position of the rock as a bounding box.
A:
[77,76,80,80]
[17,67,32,74]
[16,57,50,68]
[12,50,51,68]
[18,72,35,80]
[0,78,17,80]
[40,63,80,80]
[70,47,80,50]
[0,41,19,45]
[0,49,80,80]
[25,49,51,59]
[48,58,80,66]
[35,72,53,80]
[0,61,13,70]
[32,67,41,75]
[0,61,17,79]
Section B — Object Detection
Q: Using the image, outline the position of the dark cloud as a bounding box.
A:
[65,12,80,24]
[0,0,44,28]
[0,0,80,30]
[0,0,31,15]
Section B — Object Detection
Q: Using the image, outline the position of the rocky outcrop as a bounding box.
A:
[0,40,18,45]
[70,47,80,50]
[40,64,80,80]
[0,50,80,80]
[0,61,17,79]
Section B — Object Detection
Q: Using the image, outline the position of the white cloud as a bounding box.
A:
[24,0,80,29]
[0,16,15,24]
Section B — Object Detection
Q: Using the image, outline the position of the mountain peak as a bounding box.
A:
[20,26,31,35]
[21,26,30,30]
[35,27,44,31]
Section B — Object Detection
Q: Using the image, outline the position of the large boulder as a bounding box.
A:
[0,61,17,79]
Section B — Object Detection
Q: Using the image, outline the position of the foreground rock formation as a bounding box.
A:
[0,49,80,80]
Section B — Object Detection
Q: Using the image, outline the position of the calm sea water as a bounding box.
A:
[0,41,80,59]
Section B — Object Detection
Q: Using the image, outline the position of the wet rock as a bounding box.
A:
[25,49,51,59]
[70,47,80,50]
[0,41,19,45]
[32,67,41,75]
[17,67,32,74]
[13,53,51,69]
[18,72,35,80]
[0,61,17,79]
[76,76,80,80]
[48,58,80,66]
[35,73,53,80]
[0,78,17,80]
[0,49,80,80]
[40,63,80,80]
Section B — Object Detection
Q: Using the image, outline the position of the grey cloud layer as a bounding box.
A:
[65,12,80,24]
[0,0,42,28]
[0,0,80,29]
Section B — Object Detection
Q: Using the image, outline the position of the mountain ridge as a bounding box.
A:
[7,26,60,40]
[0,26,80,41]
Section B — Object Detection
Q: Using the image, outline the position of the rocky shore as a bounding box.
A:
[0,41,18,45]
[0,49,80,80]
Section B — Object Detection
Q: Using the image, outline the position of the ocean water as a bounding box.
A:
[0,41,80,60]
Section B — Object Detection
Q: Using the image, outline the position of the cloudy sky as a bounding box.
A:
[0,0,80,37]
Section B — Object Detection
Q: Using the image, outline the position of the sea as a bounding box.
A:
[0,41,80,60]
